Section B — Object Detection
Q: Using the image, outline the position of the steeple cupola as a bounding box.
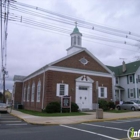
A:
[67,22,84,55]
[70,22,82,47]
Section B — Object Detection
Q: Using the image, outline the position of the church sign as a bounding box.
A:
[61,96,71,113]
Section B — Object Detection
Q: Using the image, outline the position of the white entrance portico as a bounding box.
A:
[75,75,94,110]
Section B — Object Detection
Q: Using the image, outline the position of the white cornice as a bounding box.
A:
[48,66,113,78]
[23,66,113,82]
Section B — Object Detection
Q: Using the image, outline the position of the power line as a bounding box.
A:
[5,1,140,43]
[10,0,140,38]
[8,20,139,53]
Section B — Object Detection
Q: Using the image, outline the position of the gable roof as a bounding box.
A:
[107,60,140,76]
[19,48,113,81]
[50,48,113,74]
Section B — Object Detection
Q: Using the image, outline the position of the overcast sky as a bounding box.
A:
[1,0,140,92]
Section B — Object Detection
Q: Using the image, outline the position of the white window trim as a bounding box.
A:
[98,87,107,98]
[56,83,69,97]
[37,81,41,102]
[31,83,35,102]
[129,89,134,98]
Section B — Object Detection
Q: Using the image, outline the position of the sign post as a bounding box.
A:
[61,96,71,113]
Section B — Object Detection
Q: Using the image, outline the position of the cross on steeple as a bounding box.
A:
[75,21,77,27]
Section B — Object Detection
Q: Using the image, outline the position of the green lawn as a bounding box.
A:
[18,109,88,117]
[105,110,132,113]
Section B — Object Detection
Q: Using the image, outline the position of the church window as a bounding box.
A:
[56,84,69,96]
[23,87,26,101]
[79,57,89,65]
[37,81,41,102]
[31,82,35,102]
[27,85,30,102]
[98,87,107,98]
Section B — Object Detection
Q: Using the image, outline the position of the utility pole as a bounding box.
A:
[2,68,5,103]
[0,0,10,103]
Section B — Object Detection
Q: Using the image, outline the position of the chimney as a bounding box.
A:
[122,61,126,72]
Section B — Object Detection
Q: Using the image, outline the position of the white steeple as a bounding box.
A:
[67,22,83,55]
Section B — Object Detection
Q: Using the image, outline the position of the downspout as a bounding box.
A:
[42,67,46,110]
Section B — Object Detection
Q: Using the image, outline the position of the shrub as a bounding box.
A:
[98,99,109,111]
[108,101,115,109]
[45,102,60,113]
[62,102,79,112]
[45,102,79,113]
[71,102,79,112]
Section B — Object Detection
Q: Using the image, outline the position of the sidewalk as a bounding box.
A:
[8,109,140,125]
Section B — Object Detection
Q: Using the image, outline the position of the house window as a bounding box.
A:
[74,36,76,45]
[37,81,41,102]
[129,75,133,82]
[23,87,26,101]
[138,75,140,82]
[129,89,134,98]
[56,84,68,96]
[31,82,35,102]
[27,85,30,102]
[116,77,119,84]
[137,89,140,98]
[98,87,107,98]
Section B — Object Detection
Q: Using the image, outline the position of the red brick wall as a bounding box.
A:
[14,82,23,104]
[14,70,112,112]
[23,73,44,111]
[53,51,109,73]
[44,71,112,105]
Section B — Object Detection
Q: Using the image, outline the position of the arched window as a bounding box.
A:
[23,87,26,101]
[78,36,81,45]
[31,82,35,102]
[74,36,76,45]
[37,81,41,102]
[27,85,30,102]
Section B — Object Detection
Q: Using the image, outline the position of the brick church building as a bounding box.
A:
[13,25,114,111]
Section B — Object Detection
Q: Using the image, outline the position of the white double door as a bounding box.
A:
[79,87,89,109]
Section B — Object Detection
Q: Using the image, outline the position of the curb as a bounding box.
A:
[9,111,140,126]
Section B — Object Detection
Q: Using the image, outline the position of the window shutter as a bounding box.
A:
[56,84,60,96]
[133,74,135,83]
[105,87,107,98]
[65,84,69,96]
[134,88,135,98]
[127,75,129,84]
[128,89,129,98]
[137,88,139,98]
[98,87,101,98]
